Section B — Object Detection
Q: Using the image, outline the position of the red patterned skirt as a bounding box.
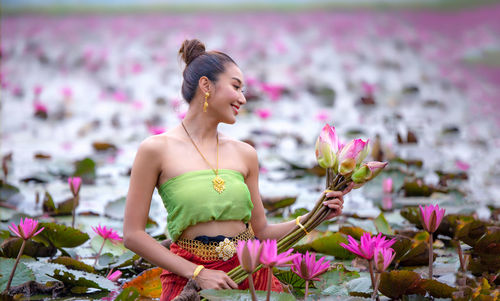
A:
[160,242,283,301]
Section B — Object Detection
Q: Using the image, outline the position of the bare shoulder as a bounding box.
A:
[222,135,257,158]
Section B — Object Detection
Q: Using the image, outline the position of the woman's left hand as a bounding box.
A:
[323,182,354,220]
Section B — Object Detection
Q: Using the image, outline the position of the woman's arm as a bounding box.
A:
[123,138,237,289]
[244,143,350,241]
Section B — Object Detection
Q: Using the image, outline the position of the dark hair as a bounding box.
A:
[178,39,236,102]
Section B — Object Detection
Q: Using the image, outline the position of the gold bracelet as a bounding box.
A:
[192,265,205,280]
[296,216,309,235]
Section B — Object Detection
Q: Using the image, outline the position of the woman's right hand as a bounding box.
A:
[194,268,238,290]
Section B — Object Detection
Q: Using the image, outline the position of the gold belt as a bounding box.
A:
[176,228,255,261]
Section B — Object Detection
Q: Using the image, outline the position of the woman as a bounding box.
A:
[123,39,351,300]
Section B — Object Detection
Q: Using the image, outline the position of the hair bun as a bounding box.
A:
[179,39,206,66]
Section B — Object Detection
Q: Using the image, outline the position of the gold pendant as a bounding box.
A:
[212,175,225,194]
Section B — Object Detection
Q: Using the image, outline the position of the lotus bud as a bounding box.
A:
[337,139,369,175]
[315,124,340,169]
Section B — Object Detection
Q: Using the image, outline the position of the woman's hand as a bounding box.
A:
[323,182,354,220]
[194,268,238,290]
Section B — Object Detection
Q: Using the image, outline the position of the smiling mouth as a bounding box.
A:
[232,105,239,115]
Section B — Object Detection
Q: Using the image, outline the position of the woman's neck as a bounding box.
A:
[181,108,219,145]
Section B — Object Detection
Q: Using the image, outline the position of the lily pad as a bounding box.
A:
[0,181,21,203]
[90,235,127,257]
[1,237,57,258]
[373,213,394,235]
[74,157,96,184]
[49,256,94,273]
[339,227,369,240]
[200,288,296,300]
[0,257,36,291]
[262,196,297,211]
[319,266,361,296]
[274,269,308,291]
[49,268,107,292]
[33,222,89,249]
[378,270,425,299]
[294,231,355,260]
[346,276,372,297]
[420,279,457,298]
[122,267,162,298]
[42,191,76,216]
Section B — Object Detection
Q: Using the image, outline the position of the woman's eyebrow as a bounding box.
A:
[232,77,244,86]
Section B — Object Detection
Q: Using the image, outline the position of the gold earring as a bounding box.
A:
[203,92,209,112]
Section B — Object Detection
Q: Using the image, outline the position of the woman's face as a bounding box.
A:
[210,63,246,124]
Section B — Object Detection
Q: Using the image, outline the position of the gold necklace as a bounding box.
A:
[181,122,225,194]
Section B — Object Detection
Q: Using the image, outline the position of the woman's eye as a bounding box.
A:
[233,85,240,90]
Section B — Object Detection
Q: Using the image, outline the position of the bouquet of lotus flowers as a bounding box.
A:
[228,124,388,284]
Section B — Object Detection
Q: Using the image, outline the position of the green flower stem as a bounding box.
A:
[456,240,465,272]
[94,238,106,267]
[71,195,79,228]
[266,268,272,301]
[429,234,433,279]
[368,259,375,291]
[229,176,351,283]
[248,273,258,301]
[371,272,381,300]
[304,280,309,301]
[5,239,27,292]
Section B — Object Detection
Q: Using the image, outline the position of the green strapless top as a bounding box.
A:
[158,169,254,242]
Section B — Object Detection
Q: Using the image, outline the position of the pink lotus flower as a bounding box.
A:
[340,232,396,260]
[373,247,395,272]
[236,239,262,274]
[148,125,165,135]
[33,100,47,114]
[455,160,470,171]
[383,178,393,193]
[61,87,73,99]
[315,110,330,122]
[291,251,330,281]
[92,225,122,244]
[351,161,388,184]
[68,176,82,197]
[256,108,272,120]
[337,139,369,175]
[33,85,43,97]
[419,204,445,233]
[259,240,301,268]
[315,124,341,169]
[260,83,283,101]
[361,81,376,96]
[291,252,330,300]
[8,217,44,240]
[106,269,122,282]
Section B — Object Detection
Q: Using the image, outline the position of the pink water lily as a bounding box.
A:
[340,232,396,260]
[256,108,272,120]
[419,204,446,233]
[337,138,369,175]
[315,124,341,169]
[8,217,45,240]
[6,218,44,292]
[260,240,301,267]
[236,239,262,274]
[291,251,330,281]
[383,178,393,193]
[291,251,330,301]
[260,83,283,101]
[68,176,82,197]
[92,225,122,244]
[148,125,165,135]
[33,100,47,114]
[373,247,396,272]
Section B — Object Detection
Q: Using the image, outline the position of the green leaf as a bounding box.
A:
[0,258,36,291]
[90,236,127,257]
[319,265,360,296]
[49,256,94,273]
[274,269,307,290]
[32,222,89,249]
[346,276,372,297]
[373,213,394,235]
[1,237,57,258]
[49,269,103,291]
[339,226,369,240]
[114,287,141,301]
[0,181,20,203]
[104,196,127,219]
[309,232,356,259]
[400,207,421,227]
[420,279,457,298]
[200,289,296,300]
[262,196,297,211]
[378,270,425,299]
[398,241,430,266]
[74,157,96,184]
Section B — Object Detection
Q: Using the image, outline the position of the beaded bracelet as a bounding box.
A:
[295,216,309,235]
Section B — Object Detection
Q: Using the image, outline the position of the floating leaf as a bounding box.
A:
[339,227,369,240]
[398,241,431,266]
[274,269,307,290]
[114,286,141,301]
[1,237,57,258]
[262,196,297,211]
[74,157,96,184]
[200,289,296,300]
[42,191,75,216]
[346,276,372,297]
[49,269,105,292]
[49,256,94,273]
[373,213,394,235]
[0,181,21,203]
[319,265,360,296]
[90,236,127,258]
[0,258,36,291]
[402,181,433,197]
[378,270,425,299]
[122,267,162,298]
[420,279,457,298]
[33,222,89,249]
